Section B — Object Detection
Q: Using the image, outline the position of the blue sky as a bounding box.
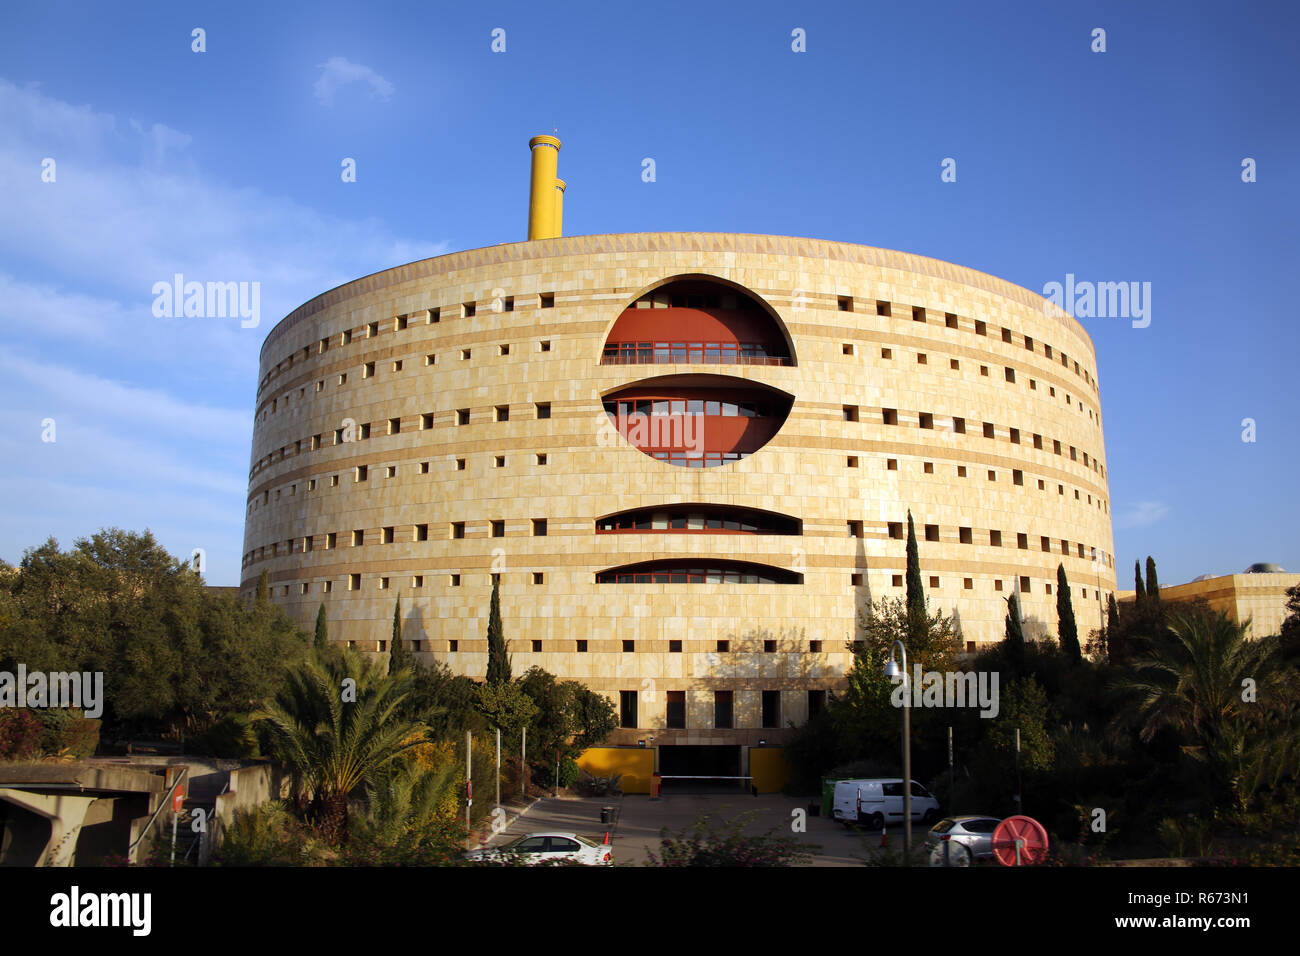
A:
[1,0,1296,587]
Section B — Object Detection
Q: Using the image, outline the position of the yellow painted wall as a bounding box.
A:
[577,747,654,794]
[749,747,789,793]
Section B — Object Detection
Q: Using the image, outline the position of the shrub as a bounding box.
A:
[212,803,330,866]
[0,709,43,760]
[647,811,815,867]
[191,714,259,758]
[61,717,101,758]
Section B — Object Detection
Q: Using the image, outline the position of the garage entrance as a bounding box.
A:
[657,745,746,793]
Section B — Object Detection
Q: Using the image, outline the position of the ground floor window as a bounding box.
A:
[807,689,826,717]
[761,690,781,729]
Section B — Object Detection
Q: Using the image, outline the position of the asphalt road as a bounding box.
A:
[481,793,929,866]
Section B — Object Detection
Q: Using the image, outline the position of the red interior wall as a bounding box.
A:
[607,307,786,353]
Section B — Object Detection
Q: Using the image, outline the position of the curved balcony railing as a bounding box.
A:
[601,342,791,366]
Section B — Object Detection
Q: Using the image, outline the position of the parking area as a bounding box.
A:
[479,793,925,866]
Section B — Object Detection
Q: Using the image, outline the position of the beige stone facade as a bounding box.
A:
[1118,572,1299,638]
[241,232,1117,745]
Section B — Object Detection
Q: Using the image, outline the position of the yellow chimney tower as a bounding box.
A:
[527,135,561,240]
[554,178,567,237]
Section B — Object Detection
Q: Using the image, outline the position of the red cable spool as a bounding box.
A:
[992,815,1049,866]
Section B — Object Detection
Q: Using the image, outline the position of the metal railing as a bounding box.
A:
[127,766,188,858]
[183,778,229,865]
[601,354,791,367]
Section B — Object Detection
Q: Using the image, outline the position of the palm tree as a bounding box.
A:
[254,647,428,842]
[1115,606,1287,807]
[362,760,460,853]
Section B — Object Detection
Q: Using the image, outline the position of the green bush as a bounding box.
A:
[212,803,330,866]
[647,811,815,867]
[191,714,259,758]
[0,709,43,760]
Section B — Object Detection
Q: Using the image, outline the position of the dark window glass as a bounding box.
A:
[666,691,686,729]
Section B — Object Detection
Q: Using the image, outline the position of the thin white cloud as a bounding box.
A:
[0,351,248,441]
[0,77,448,585]
[1115,500,1170,529]
[128,118,193,167]
[0,78,449,371]
[0,80,117,156]
[313,57,395,107]
[0,273,135,344]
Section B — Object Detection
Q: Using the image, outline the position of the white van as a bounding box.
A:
[831,778,941,828]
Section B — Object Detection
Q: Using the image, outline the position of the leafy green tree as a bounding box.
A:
[314,603,328,650]
[1057,564,1081,662]
[188,590,308,738]
[981,676,1057,774]
[518,667,617,762]
[389,597,409,674]
[858,596,960,677]
[485,574,511,687]
[802,596,964,769]
[0,529,307,741]
[904,510,927,643]
[400,660,484,739]
[474,680,538,738]
[254,647,428,843]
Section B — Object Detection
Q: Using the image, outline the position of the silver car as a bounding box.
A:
[924,816,1002,866]
[464,831,614,866]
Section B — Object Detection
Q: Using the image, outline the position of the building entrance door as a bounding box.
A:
[657,745,744,793]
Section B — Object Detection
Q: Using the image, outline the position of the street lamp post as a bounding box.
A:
[884,640,912,863]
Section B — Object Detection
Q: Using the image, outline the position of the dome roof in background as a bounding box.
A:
[1244,563,1287,574]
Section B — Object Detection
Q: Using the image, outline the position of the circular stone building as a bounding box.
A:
[242,143,1116,782]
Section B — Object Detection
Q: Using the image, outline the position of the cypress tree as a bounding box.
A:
[1106,593,1122,664]
[1057,564,1081,662]
[389,596,409,673]
[314,602,328,650]
[1145,556,1160,602]
[904,510,927,642]
[1004,592,1025,649]
[254,569,269,611]
[1134,560,1146,605]
[485,573,511,686]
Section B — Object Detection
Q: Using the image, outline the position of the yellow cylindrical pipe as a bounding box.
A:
[527,135,561,240]
[554,179,566,238]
